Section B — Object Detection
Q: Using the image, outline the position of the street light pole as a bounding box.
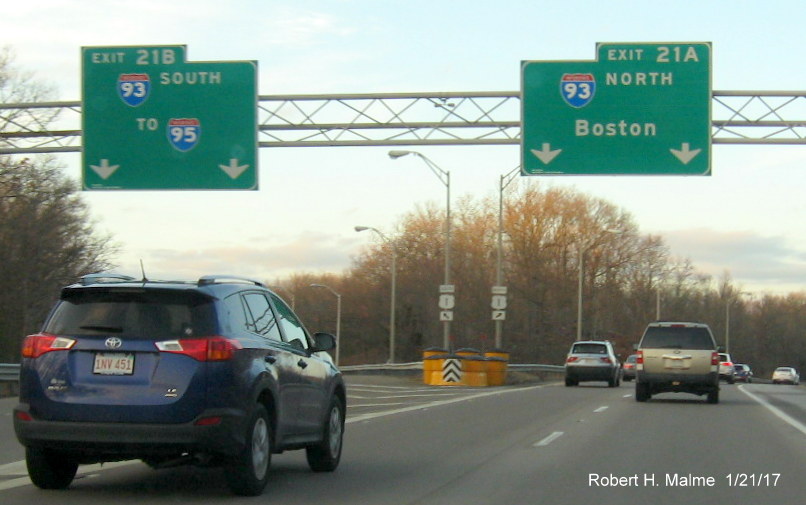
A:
[496,166,520,349]
[576,229,622,341]
[389,150,451,349]
[725,291,751,354]
[310,283,342,366]
[355,225,397,363]
[577,246,585,342]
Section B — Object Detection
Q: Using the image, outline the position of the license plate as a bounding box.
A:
[93,352,135,375]
[664,357,685,369]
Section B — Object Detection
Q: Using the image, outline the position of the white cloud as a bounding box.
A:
[113,230,362,282]
[662,228,806,293]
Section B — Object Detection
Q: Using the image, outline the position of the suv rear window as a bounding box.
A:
[640,326,714,350]
[44,289,216,339]
[570,343,607,354]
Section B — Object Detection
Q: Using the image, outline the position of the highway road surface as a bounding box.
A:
[1,374,804,504]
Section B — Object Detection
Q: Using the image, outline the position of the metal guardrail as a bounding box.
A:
[0,363,20,381]
[340,362,565,373]
[0,362,563,379]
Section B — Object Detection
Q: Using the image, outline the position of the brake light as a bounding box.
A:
[155,337,242,361]
[600,357,612,364]
[566,356,579,363]
[195,416,223,426]
[21,333,76,358]
[636,351,644,364]
[711,352,720,366]
[15,411,33,422]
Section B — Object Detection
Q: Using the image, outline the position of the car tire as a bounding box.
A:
[26,447,78,490]
[635,382,650,402]
[225,404,272,496]
[727,377,735,385]
[564,377,577,387]
[306,396,344,472]
[707,388,719,404]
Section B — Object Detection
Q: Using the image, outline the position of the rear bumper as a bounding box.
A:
[636,372,718,394]
[14,403,247,461]
[566,365,617,381]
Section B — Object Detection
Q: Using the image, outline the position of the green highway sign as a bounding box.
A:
[521,42,711,175]
[82,45,257,190]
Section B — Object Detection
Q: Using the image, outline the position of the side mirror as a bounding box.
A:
[311,332,336,353]
[717,345,725,353]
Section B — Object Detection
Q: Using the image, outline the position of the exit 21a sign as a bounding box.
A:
[521,42,712,176]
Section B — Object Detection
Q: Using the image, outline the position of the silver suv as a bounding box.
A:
[564,340,621,387]
[635,322,720,404]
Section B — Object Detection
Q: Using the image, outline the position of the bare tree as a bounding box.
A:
[0,46,60,143]
[0,51,116,361]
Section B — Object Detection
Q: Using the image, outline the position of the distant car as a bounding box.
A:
[621,354,638,381]
[14,273,345,496]
[772,367,800,385]
[718,353,735,384]
[564,340,621,387]
[733,364,753,383]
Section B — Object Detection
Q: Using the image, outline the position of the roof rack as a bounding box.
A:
[197,275,265,287]
[79,273,137,286]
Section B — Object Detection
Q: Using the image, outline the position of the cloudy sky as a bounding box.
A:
[4,0,806,294]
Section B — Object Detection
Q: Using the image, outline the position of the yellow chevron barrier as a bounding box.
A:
[422,349,509,386]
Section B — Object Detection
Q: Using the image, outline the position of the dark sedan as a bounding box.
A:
[733,364,753,383]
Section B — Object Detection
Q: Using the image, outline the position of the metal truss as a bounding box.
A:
[1,90,805,154]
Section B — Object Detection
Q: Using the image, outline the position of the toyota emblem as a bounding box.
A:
[105,337,123,350]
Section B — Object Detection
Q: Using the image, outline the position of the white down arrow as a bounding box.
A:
[219,159,250,179]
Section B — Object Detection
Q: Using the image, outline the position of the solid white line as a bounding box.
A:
[0,460,137,491]
[348,384,436,390]
[593,406,609,413]
[346,384,543,424]
[0,476,31,491]
[349,402,408,408]
[534,431,564,447]
[738,385,806,436]
[364,393,466,399]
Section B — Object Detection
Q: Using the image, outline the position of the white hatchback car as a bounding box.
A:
[564,340,621,387]
[772,367,800,385]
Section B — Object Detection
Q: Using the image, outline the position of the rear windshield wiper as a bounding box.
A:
[79,325,124,333]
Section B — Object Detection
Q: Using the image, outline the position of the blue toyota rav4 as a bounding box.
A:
[14,273,345,496]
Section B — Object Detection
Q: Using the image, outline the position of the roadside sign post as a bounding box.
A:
[82,45,258,190]
[439,284,455,325]
[491,286,507,323]
[521,42,711,176]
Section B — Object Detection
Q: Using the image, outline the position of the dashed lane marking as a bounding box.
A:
[534,431,564,447]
